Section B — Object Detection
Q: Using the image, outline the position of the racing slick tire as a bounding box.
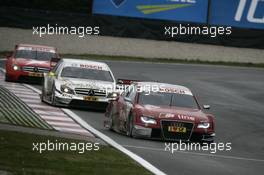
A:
[127,113,135,137]
[41,88,45,103]
[108,109,114,131]
[50,85,57,106]
[5,74,12,82]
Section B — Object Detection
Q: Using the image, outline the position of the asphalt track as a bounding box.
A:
[1,60,264,175]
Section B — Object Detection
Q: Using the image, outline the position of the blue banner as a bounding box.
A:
[210,0,264,30]
[93,0,209,23]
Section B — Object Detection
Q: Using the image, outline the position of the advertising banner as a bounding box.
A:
[93,0,209,23]
[210,0,264,30]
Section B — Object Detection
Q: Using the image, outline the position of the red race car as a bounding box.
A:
[5,44,59,83]
[105,81,215,142]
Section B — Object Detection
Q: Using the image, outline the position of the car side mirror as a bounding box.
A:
[203,105,210,110]
[48,71,56,77]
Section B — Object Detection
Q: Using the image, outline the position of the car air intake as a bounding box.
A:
[74,88,106,97]
[22,66,50,73]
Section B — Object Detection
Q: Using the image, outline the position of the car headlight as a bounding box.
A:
[140,116,157,125]
[60,85,74,94]
[197,122,210,129]
[13,65,20,71]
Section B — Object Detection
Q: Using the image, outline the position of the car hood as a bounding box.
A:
[59,78,115,91]
[135,104,208,122]
[14,58,50,68]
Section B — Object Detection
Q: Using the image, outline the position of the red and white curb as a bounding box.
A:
[0,73,93,137]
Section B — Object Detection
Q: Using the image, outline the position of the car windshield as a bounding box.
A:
[15,50,55,61]
[60,66,114,82]
[138,92,199,109]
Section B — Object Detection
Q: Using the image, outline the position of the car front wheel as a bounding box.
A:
[127,113,135,137]
[41,88,45,102]
[5,74,11,82]
[50,86,57,106]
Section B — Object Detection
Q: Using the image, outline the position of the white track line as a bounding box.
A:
[27,104,60,110]
[41,116,74,122]
[15,92,39,96]
[34,110,67,117]
[2,85,32,89]
[7,90,37,96]
[24,83,166,175]
[46,121,81,127]
[122,145,264,163]
[7,88,36,93]
[0,68,6,73]
[21,98,42,103]
[15,94,40,99]
[53,126,90,133]
[53,127,93,136]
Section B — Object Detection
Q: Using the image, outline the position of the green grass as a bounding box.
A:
[0,130,152,175]
[1,51,264,68]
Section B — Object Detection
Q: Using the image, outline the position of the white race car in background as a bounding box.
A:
[41,58,116,110]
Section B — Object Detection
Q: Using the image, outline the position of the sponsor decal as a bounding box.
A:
[136,1,194,15]
[177,114,195,121]
[111,0,127,8]
[80,64,103,70]
[159,113,195,121]
[159,87,193,95]
[17,47,55,53]
[68,63,106,70]
[235,0,264,24]
[62,93,73,98]
[136,4,192,15]
[159,113,175,118]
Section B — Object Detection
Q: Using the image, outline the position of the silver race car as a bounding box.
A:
[41,58,116,109]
